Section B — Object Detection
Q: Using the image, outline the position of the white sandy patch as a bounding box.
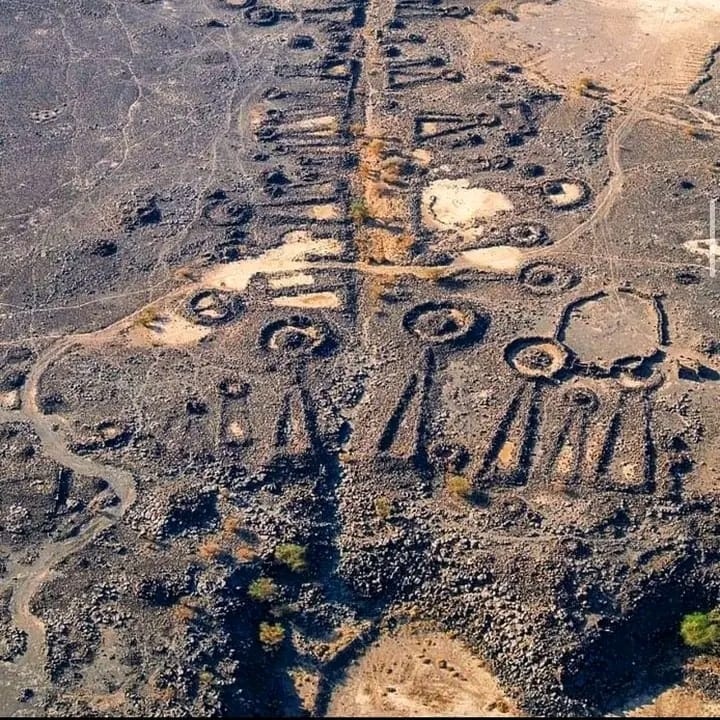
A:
[269,273,316,289]
[309,203,341,220]
[284,115,338,136]
[547,182,585,207]
[127,313,211,347]
[422,179,513,237]
[272,291,342,309]
[460,245,525,273]
[203,231,341,292]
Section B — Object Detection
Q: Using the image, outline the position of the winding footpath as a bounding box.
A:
[0,338,136,716]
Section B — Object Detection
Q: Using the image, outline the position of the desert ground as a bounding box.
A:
[1,0,720,716]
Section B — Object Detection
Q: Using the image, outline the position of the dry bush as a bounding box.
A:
[234,544,257,563]
[367,138,386,157]
[574,76,595,96]
[423,266,447,282]
[380,158,406,185]
[446,474,472,500]
[198,539,223,562]
[136,307,161,328]
[485,3,516,19]
[172,604,197,624]
[172,596,199,624]
[374,496,392,520]
[222,515,243,536]
[198,670,214,686]
[174,267,197,281]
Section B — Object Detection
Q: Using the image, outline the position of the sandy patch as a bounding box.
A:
[498,440,518,470]
[204,231,341,292]
[622,685,720,716]
[310,203,341,220]
[127,313,211,347]
[0,390,20,410]
[412,149,433,166]
[513,0,720,98]
[422,179,513,238]
[284,115,339,136]
[546,182,585,208]
[459,246,525,273]
[272,291,342,309]
[327,627,519,717]
[269,273,316,289]
[683,238,718,263]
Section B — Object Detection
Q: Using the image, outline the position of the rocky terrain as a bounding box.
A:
[1,0,720,716]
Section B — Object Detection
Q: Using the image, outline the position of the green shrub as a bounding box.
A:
[680,609,720,651]
[374,496,392,520]
[259,622,285,650]
[247,576,278,602]
[350,198,370,225]
[446,474,472,500]
[274,543,307,573]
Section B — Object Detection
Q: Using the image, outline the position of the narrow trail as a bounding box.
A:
[0,335,136,715]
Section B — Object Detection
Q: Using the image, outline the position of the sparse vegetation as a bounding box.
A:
[222,515,243,536]
[259,622,286,650]
[681,609,720,651]
[248,576,279,602]
[380,157,406,186]
[350,197,371,225]
[374,496,392,520]
[483,1,515,18]
[172,603,197,624]
[446,474,473,500]
[574,76,596,96]
[172,596,199,624]
[198,670,214,685]
[136,307,161,328]
[274,543,307,573]
[233,544,257,563]
[197,539,223,562]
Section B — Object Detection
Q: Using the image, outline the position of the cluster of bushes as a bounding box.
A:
[681,609,720,652]
[247,543,308,651]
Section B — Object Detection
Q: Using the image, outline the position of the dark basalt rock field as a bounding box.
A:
[1,0,720,716]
